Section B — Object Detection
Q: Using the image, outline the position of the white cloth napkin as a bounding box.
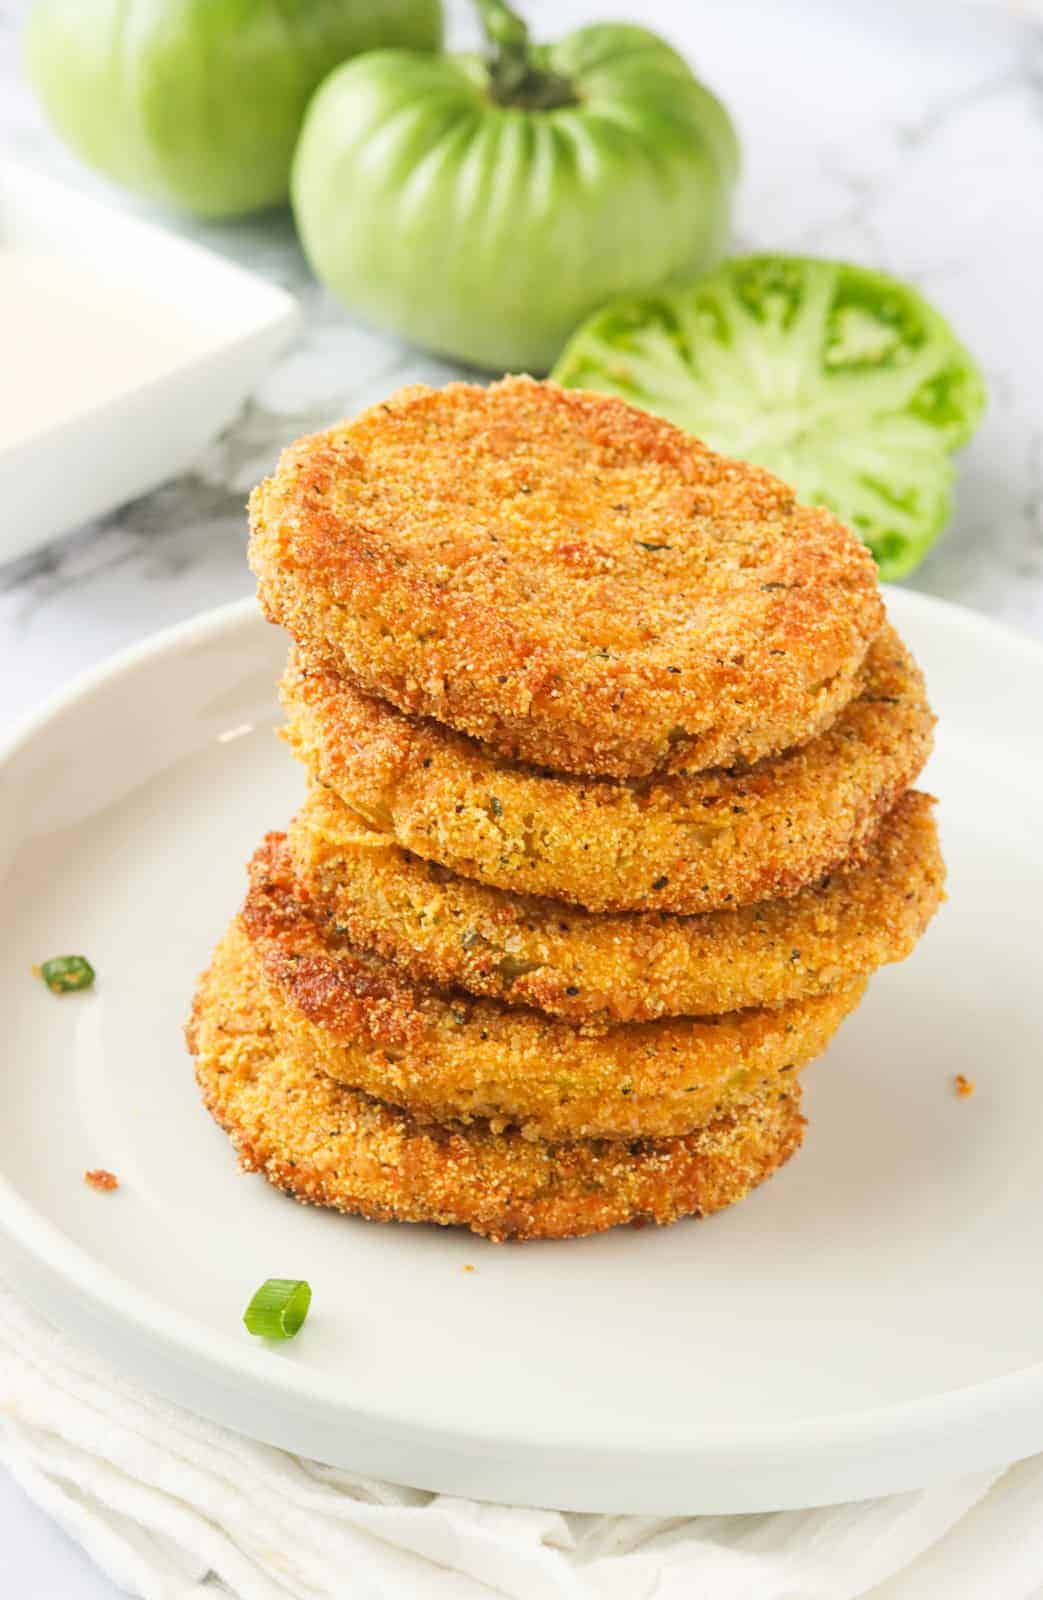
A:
[3,1284,1043,1600]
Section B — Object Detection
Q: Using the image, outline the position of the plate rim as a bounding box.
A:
[3,584,1043,1510]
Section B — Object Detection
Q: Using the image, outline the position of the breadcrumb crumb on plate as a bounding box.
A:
[84,1168,119,1192]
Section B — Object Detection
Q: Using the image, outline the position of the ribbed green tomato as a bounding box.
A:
[291,1,738,371]
[24,0,443,219]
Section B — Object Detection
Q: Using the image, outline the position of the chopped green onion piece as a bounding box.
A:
[39,955,95,994]
[243,1278,311,1340]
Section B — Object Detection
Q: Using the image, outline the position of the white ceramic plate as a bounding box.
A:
[0,160,299,564]
[1,586,1041,1516]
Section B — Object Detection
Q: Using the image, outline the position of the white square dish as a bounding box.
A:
[0,159,299,565]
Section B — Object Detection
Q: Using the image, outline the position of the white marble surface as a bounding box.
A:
[1,0,1041,1593]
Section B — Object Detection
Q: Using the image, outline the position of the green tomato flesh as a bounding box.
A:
[553,256,985,579]
[24,0,443,219]
[291,24,739,372]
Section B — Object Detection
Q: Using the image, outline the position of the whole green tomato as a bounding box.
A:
[291,0,738,371]
[24,0,444,219]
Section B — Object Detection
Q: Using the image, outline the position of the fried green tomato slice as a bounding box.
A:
[287,787,943,1025]
[188,923,806,1243]
[280,624,933,916]
[249,376,884,780]
[236,836,861,1142]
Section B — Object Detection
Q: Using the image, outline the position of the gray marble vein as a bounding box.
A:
[1,0,1041,731]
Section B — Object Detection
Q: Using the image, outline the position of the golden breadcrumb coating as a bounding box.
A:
[188,923,806,1242]
[238,836,861,1141]
[249,377,883,779]
[281,624,933,915]
[288,788,943,1025]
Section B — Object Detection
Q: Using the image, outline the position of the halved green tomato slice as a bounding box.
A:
[552,255,985,579]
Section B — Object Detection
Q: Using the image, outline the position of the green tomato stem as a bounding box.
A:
[474,0,530,60]
[472,0,578,110]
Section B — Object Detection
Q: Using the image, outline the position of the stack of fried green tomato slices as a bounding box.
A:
[190,378,946,1244]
